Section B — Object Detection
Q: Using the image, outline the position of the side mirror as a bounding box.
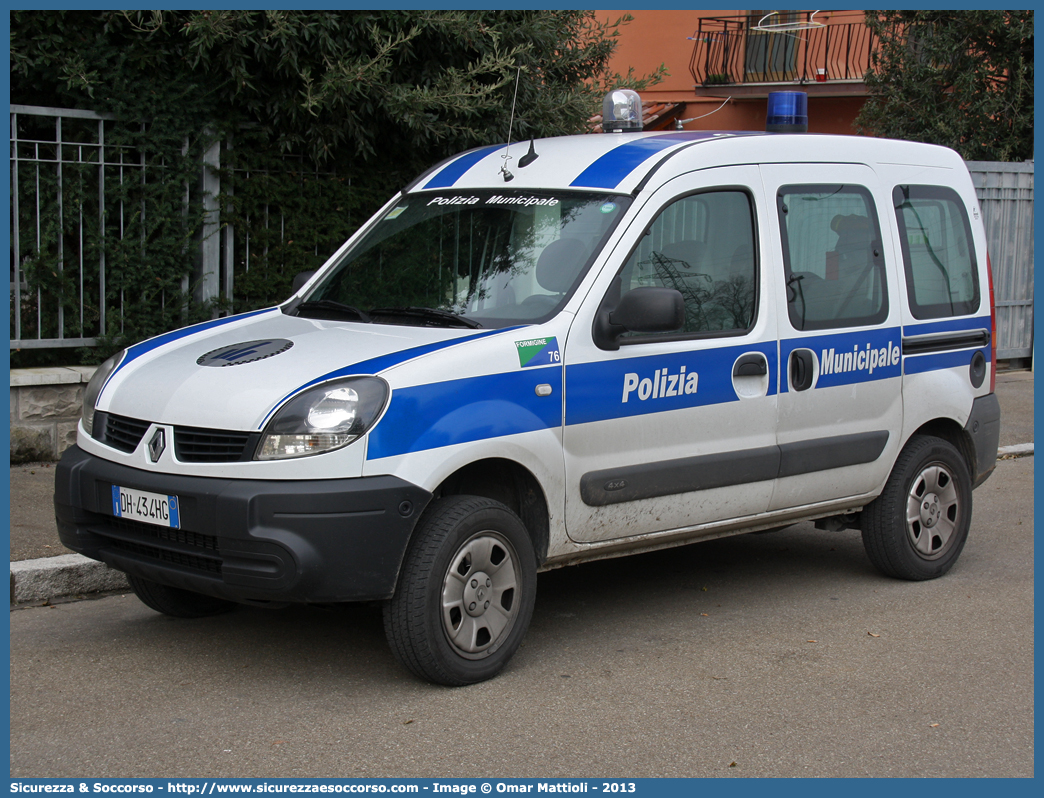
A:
[594,287,685,350]
[292,271,316,294]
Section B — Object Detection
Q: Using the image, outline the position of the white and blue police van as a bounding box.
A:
[56,91,1001,685]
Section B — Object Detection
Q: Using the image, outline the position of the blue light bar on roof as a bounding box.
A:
[766,92,808,133]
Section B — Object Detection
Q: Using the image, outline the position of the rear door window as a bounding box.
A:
[777,184,888,331]
[893,185,979,319]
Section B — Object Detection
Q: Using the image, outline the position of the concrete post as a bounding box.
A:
[195,132,221,309]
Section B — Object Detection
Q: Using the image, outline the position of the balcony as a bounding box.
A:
[688,10,878,98]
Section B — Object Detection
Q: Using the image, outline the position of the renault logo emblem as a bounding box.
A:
[148,429,166,462]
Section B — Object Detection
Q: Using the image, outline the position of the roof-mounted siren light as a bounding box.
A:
[766,91,808,133]
[602,89,643,133]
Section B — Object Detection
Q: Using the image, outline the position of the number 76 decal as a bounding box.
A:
[515,336,561,368]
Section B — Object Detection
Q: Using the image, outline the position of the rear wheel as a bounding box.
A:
[383,495,537,685]
[861,435,972,580]
[127,574,238,618]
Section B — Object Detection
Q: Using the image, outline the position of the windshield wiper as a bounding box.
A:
[294,299,372,323]
[369,306,482,329]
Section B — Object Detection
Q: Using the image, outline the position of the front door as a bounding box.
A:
[562,166,779,543]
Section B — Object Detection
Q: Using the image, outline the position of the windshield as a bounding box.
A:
[298,190,631,328]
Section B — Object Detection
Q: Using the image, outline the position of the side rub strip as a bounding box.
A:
[580,431,889,506]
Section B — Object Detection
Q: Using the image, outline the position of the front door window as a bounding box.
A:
[616,189,758,339]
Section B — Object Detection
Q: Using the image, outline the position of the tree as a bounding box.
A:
[855,11,1033,161]
[11,10,664,178]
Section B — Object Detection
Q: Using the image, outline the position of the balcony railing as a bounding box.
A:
[688,11,878,89]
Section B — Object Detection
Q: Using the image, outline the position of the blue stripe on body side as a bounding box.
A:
[783,320,990,383]
[422,146,504,189]
[564,341,777,427]
[902,316,993,376]
[259,326,521,429]
[781,327,902,393]
[904,348,988,376]
[368,340,779,459]
[366,366,563,460]
[363,316,989,458]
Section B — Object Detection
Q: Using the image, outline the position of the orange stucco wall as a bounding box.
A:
[598,10,869,135]
[600,10,722,96]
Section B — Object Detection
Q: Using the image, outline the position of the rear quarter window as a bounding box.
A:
[893,185,980,319]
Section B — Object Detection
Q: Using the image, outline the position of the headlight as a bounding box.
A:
[82,351,124,437]
[257,377,389,460]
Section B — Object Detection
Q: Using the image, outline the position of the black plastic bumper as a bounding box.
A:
[54,446,432,604]
[966,392,1002,488]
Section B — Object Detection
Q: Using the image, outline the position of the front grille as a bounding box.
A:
[98,413,151,453]
[108,539,223,575]
[108,515,220,551]
[174,427,258,463]
[95,413,259,462]
[92,515,223,576]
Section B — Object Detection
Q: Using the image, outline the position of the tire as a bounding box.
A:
[383,495,537,686]
[861,435,973,580]
[127,574,238,618]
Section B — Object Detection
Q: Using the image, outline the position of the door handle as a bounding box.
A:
[790,349,815,392]
[733,353,767,377]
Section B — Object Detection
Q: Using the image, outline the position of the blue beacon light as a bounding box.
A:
[766,91,808,133]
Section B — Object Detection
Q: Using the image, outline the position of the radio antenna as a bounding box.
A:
[500,67,522,182]
[673,96,733,129]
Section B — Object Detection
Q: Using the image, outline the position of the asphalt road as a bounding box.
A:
[10,454,1033,778]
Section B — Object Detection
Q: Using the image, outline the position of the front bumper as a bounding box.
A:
[54,446,432,604]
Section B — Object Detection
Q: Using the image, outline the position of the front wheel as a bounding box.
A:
[383,496,537,685]
[861,435,973,580]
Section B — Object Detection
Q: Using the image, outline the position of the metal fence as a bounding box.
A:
[11,105,115,348]
[967,161,1034,360]
[9,104,212,349]
[10,105,358,351]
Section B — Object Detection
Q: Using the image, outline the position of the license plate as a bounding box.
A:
[112,485,181,529]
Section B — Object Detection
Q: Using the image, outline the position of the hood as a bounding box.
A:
[99,309,491,432]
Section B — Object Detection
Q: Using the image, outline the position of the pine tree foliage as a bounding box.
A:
[856,10,1033,161]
